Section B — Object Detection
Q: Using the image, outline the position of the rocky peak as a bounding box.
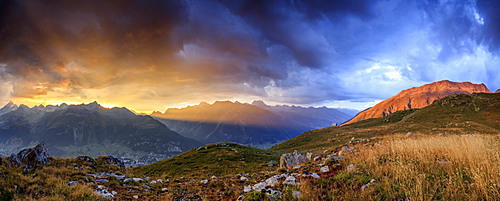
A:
[251,100,268,108]
[496,89,500,93]
[0,101,19,115]
[342,80,492,125]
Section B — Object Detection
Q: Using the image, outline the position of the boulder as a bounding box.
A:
[280,150,309,169]
[7,142,50,172]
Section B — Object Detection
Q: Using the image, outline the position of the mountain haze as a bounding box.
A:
[342,80,491,125]
[151,101,310,146]
[251,100,353,128]
[0,102,201,161]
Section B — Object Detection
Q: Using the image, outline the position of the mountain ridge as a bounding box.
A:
[342,80,491,125]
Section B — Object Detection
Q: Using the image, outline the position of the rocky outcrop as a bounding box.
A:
[76,155,97,165]
[98,156,125,169]
[7,142,50,172]
[343,80,491,125]
[280,150,309,169]
[496,89,500,93]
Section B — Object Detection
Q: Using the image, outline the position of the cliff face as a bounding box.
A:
[342,80,491,125]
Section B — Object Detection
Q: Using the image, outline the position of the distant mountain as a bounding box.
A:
[272,92,500,153]
[342,80,491,125]
[0,102,202,163]
[251,101,354,128]
[151,101,310,146]
[496,89,500,93]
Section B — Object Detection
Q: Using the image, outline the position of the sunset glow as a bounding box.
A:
[0,0,499,112]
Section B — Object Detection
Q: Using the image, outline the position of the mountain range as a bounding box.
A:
[0,101,202,164]
[151,101,354,146]
[342,80,492,125]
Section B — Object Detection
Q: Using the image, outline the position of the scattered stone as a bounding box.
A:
[313,156,322,161]
[76,155,97,165]
[124,178,132,183]
[8,142,50,172]
[280,150,309,169]
[99,155,125,169]
[284,176,298,185]
[320,165,330,173]
[133,178,143,182]
[68,181,79,186]
[347,164,355,172]
[237,195,245,201]
[133,195,139,199]
[302,172,320,179]
[87,172,125,180]
[144,177,151,181]
[161,188,168,191]
[361,179,378,191]
[243,185,252,193]
[157,179,163,183]
[265,176,279,187]
[240,176,249,181]
[405,132,414,137]
[95,188,114,198]
[142,184,151,190]
[95,179,109,183]
[252,182,267,192]
[111,191,117,195]
[211,175,217,180]
[292,191,302,199]
[150,180,157,185]
[306,152,316,161]
[201,179,209,184]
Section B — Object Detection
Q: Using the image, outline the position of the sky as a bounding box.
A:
[0,0,499,113]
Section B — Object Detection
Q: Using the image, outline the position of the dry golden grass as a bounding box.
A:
[344,134,500,200]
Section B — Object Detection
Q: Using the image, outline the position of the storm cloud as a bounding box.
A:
[0,0,499,111]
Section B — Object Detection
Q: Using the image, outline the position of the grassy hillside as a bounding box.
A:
[130,143,280,178]
[271,93,500,153]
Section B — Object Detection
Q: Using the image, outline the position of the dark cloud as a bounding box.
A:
[0,0,499,110]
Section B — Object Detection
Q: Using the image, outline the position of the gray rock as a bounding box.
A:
[99,155,125,169]
[142,184,151,190]
[95,179,109,183]
[95,188,114,198]
[265,176,279,187]
[405,132,414,137]
[124,178,132,183]
[68,181,79,186]
[133,178,143,182]
[252,182,267,192]
[7,142,50,172]
[284,176,298,185]
[76,155,97,165]
[243,185,252,192]
[320,165,330,173]
[306,152,316,161]
[280,150,309,169]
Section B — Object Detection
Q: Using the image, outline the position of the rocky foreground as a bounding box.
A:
[0,138,380,200]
